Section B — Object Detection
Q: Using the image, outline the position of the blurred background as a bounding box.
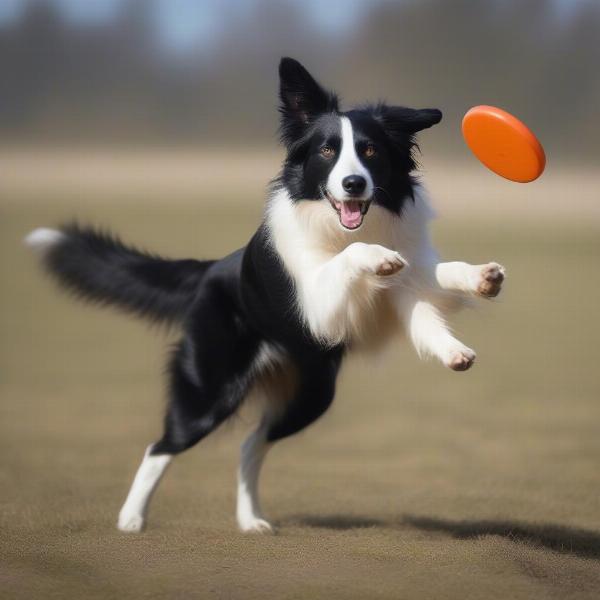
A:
[1,2,599,599]
[1,0,599,153]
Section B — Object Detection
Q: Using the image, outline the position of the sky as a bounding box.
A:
[0,0,589,53]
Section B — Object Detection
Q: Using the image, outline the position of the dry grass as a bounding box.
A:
[1,164,600,599]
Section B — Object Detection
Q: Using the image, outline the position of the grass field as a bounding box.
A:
[2,161,600,599]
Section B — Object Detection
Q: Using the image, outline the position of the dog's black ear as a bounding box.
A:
[375,105,442,137]
[279,57,338,144]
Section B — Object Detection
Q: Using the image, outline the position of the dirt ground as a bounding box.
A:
[1,157,600,599]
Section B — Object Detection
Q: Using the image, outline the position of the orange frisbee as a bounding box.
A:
[462,105,545,182]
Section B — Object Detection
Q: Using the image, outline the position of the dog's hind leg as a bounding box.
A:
[117,445,173,532]
[237,422,272,533]
[118,289,260,533]
[117,367,251,533]
[235,351,342,533]
[266,353,341,442]
[118,354,253,533]
[236,355,297,534]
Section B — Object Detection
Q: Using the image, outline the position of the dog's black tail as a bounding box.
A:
[25,224,214,324]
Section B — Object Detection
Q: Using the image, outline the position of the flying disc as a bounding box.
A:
[462,105,545,182]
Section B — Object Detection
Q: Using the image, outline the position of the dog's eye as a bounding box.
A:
[364,144,377,158]
[320,145,335,158]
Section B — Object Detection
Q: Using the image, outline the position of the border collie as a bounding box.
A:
[26,58,505,534]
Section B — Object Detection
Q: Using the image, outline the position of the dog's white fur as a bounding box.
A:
[24,228,66,255]
[266,180,501,368]
[327,116,374,201]
[118,447,172,532]
[237,425,272,532]
[265,115,505,370]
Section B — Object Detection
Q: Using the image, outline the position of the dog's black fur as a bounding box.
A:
[35,57,441,453]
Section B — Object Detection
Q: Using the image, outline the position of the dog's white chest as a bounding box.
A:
[266,188,433,348]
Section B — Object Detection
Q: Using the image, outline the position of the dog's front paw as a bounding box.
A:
[375,250,406,276]
[476,263,505,298]
[446,346,476,372]
[347,243,406,277]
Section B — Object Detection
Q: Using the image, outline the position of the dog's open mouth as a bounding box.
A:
[327,194,371,230]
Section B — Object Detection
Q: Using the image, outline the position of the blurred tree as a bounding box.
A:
[0,0,597,157]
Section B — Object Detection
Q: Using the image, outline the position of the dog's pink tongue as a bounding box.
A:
[340,201,363,229]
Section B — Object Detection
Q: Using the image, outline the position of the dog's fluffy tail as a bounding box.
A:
[25,224,214,324]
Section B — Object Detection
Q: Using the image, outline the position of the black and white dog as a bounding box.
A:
[26,58,505,533]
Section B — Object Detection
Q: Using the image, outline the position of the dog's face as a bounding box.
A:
[278,57,442,230]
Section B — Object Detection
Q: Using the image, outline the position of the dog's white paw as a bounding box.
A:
[445,346,476,372]
[475,262,505,298]
[117,511,146,533]
[348,243,406,277]
[374,250,406,276]
[238,517,274,534]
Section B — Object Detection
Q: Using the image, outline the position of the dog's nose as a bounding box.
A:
[342,175,366,196]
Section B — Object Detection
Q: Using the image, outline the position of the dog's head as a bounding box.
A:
[278,57,442,230]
